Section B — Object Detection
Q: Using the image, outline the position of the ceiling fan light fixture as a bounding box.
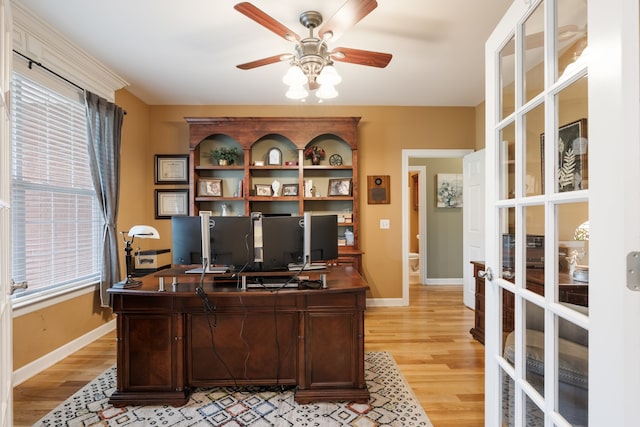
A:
[282,65,306,86]
[316,83,338,99]
[285,84,309,100]
[316,64,342,86]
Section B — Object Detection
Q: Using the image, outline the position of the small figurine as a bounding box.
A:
[272,180,281,197]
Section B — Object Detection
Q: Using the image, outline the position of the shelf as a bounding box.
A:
[304,197,353,202]
[195,196,243,202]
[249,165,299,171]
[186,116,362,272]
[249,196,299,202]
[303,165,353,170]
[196,165,244,171]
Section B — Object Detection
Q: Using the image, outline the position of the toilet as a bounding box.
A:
[409,252,420,283]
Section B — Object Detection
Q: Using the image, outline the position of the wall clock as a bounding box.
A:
[329,154,343,166]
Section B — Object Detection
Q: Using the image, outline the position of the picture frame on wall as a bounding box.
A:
[155,189,189,219]
[197,178,223,197]
[540,118,588,193]
[436,173,463,208]
[155,154,189,185]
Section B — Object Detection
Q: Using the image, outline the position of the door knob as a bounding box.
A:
[478,267,493,281]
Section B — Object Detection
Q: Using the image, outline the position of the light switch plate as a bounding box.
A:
[380,219,390,229]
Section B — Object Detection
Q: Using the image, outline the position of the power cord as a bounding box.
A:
[197,258,217,318]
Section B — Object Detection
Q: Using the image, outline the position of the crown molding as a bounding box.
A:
[10,0,128,101]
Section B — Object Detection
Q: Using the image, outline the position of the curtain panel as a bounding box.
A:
[84,91,124,307]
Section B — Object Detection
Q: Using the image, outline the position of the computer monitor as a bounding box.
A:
[171,215,255,271]
[171,216,202,265]
[209,216,255,271]
[261,215,304,271]
[304,213,339,264]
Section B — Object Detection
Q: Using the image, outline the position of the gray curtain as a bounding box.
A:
[85,91,124,307]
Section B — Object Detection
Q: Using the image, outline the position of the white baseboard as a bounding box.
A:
[367,298,408,307]
[12,319,116,386]
[424,278,463,285]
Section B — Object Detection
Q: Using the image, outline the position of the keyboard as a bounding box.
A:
[185,266,229,274]
[287,263,327,271]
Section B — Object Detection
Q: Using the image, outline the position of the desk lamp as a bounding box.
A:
[115,225,160,288]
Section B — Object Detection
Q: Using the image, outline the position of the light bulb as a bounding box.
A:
[282,65,306,86]
[285,85,308,100]
[317,65,342,85]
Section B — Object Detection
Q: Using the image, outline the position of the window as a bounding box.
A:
[10,71,103,303]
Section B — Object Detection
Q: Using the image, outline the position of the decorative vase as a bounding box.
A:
[311,156,321,165]
[218,159,228,166]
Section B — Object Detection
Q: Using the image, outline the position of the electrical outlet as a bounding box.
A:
[380,219,390,229]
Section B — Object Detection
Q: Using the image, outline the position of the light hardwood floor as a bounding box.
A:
[13,284,484,426]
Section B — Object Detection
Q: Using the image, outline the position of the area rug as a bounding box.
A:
[34,351,432,426]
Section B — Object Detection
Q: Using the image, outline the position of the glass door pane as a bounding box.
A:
[500,36,516,120]
[524,2,545,103]
[524,103,544,197]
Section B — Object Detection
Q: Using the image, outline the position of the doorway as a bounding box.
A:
[401,149,472,304]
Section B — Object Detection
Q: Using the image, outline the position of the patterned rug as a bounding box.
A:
[34,351,432,426]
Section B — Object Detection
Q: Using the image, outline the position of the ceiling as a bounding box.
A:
[17,0,512,107]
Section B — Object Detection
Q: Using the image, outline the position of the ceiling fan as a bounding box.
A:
[234,0,392,99]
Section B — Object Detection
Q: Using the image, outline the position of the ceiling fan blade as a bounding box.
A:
[236,54,292,70]
[234,2,300,41]
[319,0,378,41]
[331,47,392,68]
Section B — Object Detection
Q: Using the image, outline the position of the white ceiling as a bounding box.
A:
[17,0,512,106]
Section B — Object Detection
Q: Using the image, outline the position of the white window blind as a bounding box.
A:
[10,71,103,302]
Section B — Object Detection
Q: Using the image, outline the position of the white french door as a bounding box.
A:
[484,0,591,424]
[484,0,640,425]
[0,0,11,425]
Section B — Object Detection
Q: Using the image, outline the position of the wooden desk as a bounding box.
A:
[108,266,369,406]
[470,261,588,344]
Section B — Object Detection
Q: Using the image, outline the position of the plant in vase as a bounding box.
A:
[209,147,239,166]
[304,146,325,165]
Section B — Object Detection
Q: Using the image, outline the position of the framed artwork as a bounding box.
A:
[436,173,463,208]
[255,184,272,196]
[155,154,189,184]
[197,178,222,197]
[267,147,282,165]
[328,178,352,196]
[282,183,299,196]
[155,189,189,219]
[540,118,588,193]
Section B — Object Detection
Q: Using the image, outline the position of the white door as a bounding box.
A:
[0,0,12,425]
[484,0,640,425]
[462,149,485,309]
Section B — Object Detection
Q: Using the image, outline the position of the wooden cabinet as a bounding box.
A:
[185,117,361,269]
[470,262,486,344]
[470,261,588,345]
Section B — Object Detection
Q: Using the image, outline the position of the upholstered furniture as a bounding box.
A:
[502,302,588,426]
